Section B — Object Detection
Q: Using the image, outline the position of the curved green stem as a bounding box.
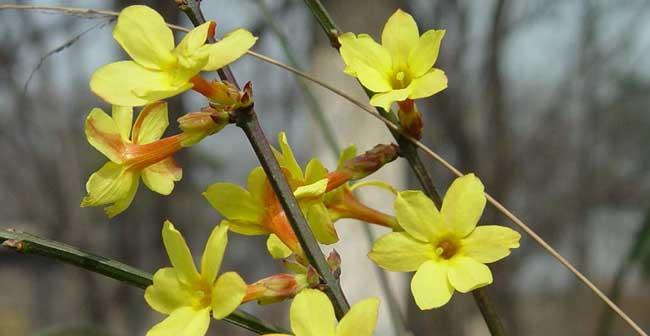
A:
[0,229,285,334]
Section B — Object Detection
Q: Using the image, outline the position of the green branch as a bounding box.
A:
[302,1,506,334]
[0,229,285,335]
[177,0,351,319]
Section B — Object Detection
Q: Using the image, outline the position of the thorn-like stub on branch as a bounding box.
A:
[328,29,341,49]
[2,239,24,251]
[174,0,189,10]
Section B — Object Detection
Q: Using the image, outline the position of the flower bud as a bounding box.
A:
[177,106,230,146]
[332,143,399,185]
[327,250,342,279]
[397,99,424,140]
[243,273,310,305]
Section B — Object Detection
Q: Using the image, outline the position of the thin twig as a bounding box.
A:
[24,19,113,93]
[177,0,351,318]
[3,4,647,334]
[0,229,285,335]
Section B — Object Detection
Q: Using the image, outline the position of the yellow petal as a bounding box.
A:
[203,183,262,222]
[85,108,125,163]
[111,105,133,142]
[368,232,435,272]
[113,5,176,70]
[407,30,445,78]
[200,223,229,284]
[132,101,169,144]
[410,260,453,309]
[266,234,293,259]
[222,219,269,236]
[407,68,447,100]
[274,132,303,180]
[145,268,191,314]
[175,21,213,58]
[247,167,267,202]
[293,179,328,200]
[162,221,200,284]
[290,289,336,336]
[304,159,328,184]
[381,9,419,70]
[337,33,392,92]
[105,175,139,218]
[306,203,339,245]
[81,162,135,207]
[133,83,193,105]
[142,157,182,195]
[441,174,486,237]
[447,256,493,293]
[394,190,444,242]
[460,226,520,263]
[201,29,257,71]
[337,145,357,169]
[211,272,247,319]
[336,297,379,336]
[146,306,210,336]
[368,88,411,111]
[351,60,393,93]
[90,61,178,107]
[338,33,392,76]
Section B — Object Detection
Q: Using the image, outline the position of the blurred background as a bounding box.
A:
[1,0,650,335]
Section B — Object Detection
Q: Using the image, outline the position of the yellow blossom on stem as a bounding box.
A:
[263,289,380,336]
[369,174,521,309]
[203,132,337,261]
[145,221,246,336]
[338,9,447,111]
[90,5,257,106]
[80,102,183,218]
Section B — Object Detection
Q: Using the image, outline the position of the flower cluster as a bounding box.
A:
[79,5,522,336]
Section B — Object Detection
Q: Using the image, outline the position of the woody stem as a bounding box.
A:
[178,0,351,319]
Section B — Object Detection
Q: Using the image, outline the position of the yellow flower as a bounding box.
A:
[369,174,521,309]
[264,289,379,336]
[338,9,447,111]
[203,132,337,260]
[145,221,246,336]
[90,5,257,106]
[80,102,183,217]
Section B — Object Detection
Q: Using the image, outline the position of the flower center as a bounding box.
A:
[392,71,410,89]
[435,239,459,260]
[190,281,213,308]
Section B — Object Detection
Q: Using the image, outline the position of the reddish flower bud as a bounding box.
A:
[397,99,424,140]
[243,273,310,304]
[177,106,231,146]
[339,143,399,181]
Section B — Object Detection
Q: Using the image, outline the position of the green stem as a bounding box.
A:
[178,0,350,319]
[0,229,284,334]
[302,1,506,334]
[473,288,507,335]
